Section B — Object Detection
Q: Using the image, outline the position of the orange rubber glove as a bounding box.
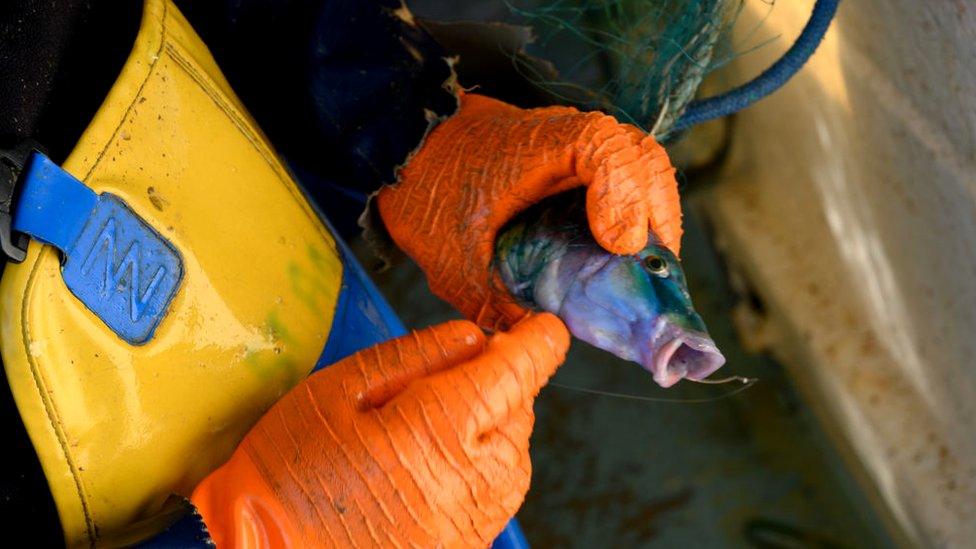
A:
[192,313,569,548]
[378,93,682,330]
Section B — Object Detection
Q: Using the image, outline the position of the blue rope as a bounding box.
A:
[672,0,840,132]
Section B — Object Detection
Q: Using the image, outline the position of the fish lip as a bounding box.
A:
[645,320,726,388]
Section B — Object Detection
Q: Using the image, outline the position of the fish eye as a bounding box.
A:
[644,255,669,277]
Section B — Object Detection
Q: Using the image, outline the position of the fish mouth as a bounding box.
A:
[645,321,726,388]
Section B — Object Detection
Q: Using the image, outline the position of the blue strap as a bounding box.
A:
[673,0,840,132]
[12,153,98,252]
[11,152,183,345]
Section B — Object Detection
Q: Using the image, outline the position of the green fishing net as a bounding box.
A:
[509,0,747,139]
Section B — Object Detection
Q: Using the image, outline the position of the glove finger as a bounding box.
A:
[320,320,486,410]
[586,172,649,256]
[639,136,683,256]
[584,130,655,256]
[364,320,560,542]
[421,312,568,440]
[371,392,495,547]
[478,404,534,475]
[584,129,679,256]
[475,405,535,522]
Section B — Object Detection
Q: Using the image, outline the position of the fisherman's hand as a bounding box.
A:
[191,313,569,548]
[378,93,682,330]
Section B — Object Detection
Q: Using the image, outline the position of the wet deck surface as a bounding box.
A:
[351,197,892,547]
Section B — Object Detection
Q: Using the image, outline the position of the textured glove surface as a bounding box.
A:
[378,93,682,330]
[192,313,569,548]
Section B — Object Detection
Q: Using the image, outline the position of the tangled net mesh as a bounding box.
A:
[507,0,760,139]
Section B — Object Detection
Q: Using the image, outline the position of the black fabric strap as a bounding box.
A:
[0,0,142,162]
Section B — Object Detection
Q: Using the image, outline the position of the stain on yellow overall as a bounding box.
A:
[0,0,342,545]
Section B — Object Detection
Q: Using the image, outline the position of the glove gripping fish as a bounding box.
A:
[496,191,725,388]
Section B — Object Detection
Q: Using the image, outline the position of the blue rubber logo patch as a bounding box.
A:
[62,195,183,344]
[12,153,183,345]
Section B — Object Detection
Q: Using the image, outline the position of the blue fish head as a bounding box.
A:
[531,242,726,387]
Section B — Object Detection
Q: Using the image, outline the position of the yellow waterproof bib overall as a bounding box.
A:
[0,0,343,545]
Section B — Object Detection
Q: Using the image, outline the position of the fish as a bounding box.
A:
[495,190,725,388]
